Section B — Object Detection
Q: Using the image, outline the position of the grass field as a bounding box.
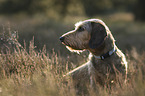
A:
[0,13,145,96]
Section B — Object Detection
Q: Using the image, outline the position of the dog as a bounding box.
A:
[60,19,128,91]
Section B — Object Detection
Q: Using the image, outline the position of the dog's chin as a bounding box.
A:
[66,46,85,54]
[61,42,86,53]
[61,42,66,45]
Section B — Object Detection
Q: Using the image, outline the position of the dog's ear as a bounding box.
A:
[89,22,107,49]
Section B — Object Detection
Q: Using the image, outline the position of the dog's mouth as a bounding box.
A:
[62,42,85,51]
[61,41,70,46]
[61,42,66,45]
[60,36,86,51]
[66,46,85,53]
[60,37,86,53]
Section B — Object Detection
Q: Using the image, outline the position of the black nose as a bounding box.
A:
[59,36,65,42]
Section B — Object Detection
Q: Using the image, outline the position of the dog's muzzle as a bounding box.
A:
[59,36,65,42]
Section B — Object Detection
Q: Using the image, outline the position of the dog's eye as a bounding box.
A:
[77,27,85,32]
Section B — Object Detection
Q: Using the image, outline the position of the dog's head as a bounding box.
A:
[60,19,110,53]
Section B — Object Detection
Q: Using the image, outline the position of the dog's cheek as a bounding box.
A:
[78,32,89,47]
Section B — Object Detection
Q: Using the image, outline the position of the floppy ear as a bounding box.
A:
[89,22,107,49]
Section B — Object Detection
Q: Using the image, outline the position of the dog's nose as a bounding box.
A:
[59,36,65,42]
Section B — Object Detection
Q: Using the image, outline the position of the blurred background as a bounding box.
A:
[0,0,145,57]
[0,1,145,95]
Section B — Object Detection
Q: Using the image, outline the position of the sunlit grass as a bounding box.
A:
[0,39,145,96]
[0,12,145,96]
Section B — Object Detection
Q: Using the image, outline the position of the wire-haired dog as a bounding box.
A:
[60,19,127,91]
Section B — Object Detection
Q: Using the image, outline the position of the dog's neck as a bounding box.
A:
[94,44,116,60]
[88,33,116,58]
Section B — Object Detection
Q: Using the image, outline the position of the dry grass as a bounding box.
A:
[0,12,145,96]
[0,38,145,96]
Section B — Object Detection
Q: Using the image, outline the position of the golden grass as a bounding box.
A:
[0,38,145,96]
[0,12,145,96]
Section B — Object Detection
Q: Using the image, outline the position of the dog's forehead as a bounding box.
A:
[75,19,105,32]
[75,19,110,33]
[75,20,91,31]
[74,19,110,34]
[75,19,104,27]
[75,21,88,28]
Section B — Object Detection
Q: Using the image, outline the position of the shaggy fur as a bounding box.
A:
[60,19,128,90]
